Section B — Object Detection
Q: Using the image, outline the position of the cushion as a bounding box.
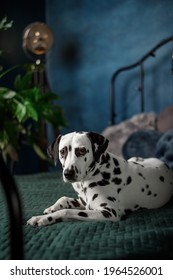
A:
[122,130,163,160]
[155,129,173,169]
[157,105,173,132]
[102,112,157,156]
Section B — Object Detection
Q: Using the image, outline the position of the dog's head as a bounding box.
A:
[47,131,109,183]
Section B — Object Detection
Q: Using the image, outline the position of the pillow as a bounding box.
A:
[122,130,163,160]
[155,129,173,169]
[157,105,173,132]
[102,112,157,156]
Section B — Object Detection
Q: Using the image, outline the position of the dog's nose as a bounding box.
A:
[64,168,75,180]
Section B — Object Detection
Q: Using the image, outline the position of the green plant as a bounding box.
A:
[0,17,67,166]
[0,65,67,164]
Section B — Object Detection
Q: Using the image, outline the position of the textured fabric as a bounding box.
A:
[1,172,173,260]
[155,129,173,170]
[122,130,163,160]
[102,112,157,157]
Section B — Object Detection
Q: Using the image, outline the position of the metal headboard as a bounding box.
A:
[110,35,173,125]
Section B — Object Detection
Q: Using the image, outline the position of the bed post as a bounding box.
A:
[0,155,24,260]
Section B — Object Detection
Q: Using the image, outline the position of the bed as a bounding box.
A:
[1,36,173,260]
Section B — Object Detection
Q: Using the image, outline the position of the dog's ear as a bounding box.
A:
[47,135,62,166]
[87,132,109,162]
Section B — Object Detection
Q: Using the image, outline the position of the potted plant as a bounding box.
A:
[0,17,67,171]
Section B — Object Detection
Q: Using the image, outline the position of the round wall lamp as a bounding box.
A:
[22,22,54,63]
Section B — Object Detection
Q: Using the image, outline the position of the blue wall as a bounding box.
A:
[46,0,173,134]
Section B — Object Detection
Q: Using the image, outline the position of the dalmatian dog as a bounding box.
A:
[27,131,173,226]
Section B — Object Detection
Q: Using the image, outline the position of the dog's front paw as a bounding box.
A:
[43,205,57,214]
[27,215,49,227]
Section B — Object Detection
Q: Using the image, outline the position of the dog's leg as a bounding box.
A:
[27,208,119,226]
[43,196,84,214]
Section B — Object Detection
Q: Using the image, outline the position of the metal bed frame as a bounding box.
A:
[0,155,24,259]
[110,35,173,125]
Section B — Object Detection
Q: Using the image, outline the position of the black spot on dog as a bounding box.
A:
[101,172,111,180]
[69,145,72,151]
[92,169,100,176]
[111,209,117,217]
[146,184,149,189]
[112,177,122,185]
[160,176,164,182]
[75,166,79,174]
[60,146,68,159]
[106,163,110,168]
[117,188,121,194]
[147,190,152,196]
[100,203,107,207]
[100,153,110,165]
[71,199,81,207]
[88,204,93,210]
[83,187,87,194]
[92,194,98,201]
[48,216,53,222]
[164,163,170,169]
[138,172,146,180]
[113,167,121,175]
[126,176,132,185]
[134,204,139,209]
[78,212,88,217]
[60,204,63,208]
[107,196,116,202]
[89,182,97,188]
[84,157,87,162]
[97,179,109,186]
[113,158,119,166]
[153,193,157,197]
[141,188,144,192]
[67,201,72,209]
[101,210,112,218]
[132,161,144,168]
[132,161,138,165]
[80,197,86,206]
[104,207,111,212]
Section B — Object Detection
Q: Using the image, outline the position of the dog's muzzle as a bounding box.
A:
[64,168,76,182]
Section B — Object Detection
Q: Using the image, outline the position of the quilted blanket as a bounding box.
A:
[0,172,173,260]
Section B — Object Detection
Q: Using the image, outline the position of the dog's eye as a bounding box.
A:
[80,147,86,155]
[60,147,67,157]
[75,147,87,157]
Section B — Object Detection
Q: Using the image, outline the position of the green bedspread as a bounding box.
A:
[0,172,173,259]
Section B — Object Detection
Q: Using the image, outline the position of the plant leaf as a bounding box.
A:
[15,101,26,122]
[14,72,32,91]
[0,17,13,30]
[33,143,48,160]
[24,100,38,121]
[3,90,16,99]
[0,65,19,79]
